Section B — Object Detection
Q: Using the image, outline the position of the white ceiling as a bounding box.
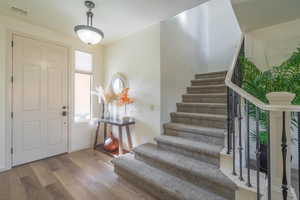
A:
[232,0,300,32]
[0,0,208,44]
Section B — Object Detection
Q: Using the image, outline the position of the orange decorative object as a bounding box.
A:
[118,88,134,106]
[103,132,119,152]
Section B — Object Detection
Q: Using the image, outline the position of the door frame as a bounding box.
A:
[5,30,72,169]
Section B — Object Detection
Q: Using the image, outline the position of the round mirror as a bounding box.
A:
[112,78,124,95]
[110,73,128,96]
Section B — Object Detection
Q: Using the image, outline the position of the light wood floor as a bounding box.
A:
[0,149,156,200]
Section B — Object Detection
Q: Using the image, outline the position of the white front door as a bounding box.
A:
[12,34,68,166]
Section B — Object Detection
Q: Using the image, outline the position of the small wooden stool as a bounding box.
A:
[94,118,135,155]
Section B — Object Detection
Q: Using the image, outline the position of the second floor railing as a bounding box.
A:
[225,35,300,200]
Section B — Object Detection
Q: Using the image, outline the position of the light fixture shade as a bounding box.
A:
[74,25,104,45]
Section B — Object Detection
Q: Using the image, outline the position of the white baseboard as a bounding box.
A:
[0,165,10,173]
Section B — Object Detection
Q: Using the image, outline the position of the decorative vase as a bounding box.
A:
[121,104,130,122]
[103,132,119,152]
[110,102,118,120]
[104,104,110,119]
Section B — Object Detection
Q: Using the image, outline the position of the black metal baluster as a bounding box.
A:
[238,96,244,181]
[232,92,237,176]
[227,87,232,155]
[256,107,261,200]
[282,112,288,200]
[246,100,252,187]
[267,111,271,200]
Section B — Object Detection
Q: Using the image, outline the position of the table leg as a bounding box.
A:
[126,125,133,151]
[94,121,100,150]
[118,126,124,155]
[104,122,107,142]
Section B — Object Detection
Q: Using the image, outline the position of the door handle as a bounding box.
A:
[62,111,67,116]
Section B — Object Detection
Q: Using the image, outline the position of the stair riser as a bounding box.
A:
[114,166,180,200]
[164,129,224,146]
[191,80,224,86]
[195,73,226,79]
[135,153,234,200]
[177,104,226,115]
[187,87,226,94]
[182,96,226,103]
[156,141,219,166]
[171,115,226,129]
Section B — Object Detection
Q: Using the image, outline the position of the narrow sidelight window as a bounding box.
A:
[74,50,93,122]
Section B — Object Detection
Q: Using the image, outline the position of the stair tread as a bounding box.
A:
[191,77,225,82]
[164,122,225,138]
[113,154,227,200]
[171,112,227,119]
[134,143,236,190]
[183,93,226,96]
[188,84,226,88]
[177,102,226,107]
[195,70,227,76]
[155,135,222,158]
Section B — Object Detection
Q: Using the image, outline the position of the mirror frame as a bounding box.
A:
[109,73,128,96]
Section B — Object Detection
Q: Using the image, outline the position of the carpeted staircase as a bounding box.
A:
[112,71,237,200]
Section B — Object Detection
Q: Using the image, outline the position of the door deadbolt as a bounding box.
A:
[62,111,67,116]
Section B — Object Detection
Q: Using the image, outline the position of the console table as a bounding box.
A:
[94,118,135,156]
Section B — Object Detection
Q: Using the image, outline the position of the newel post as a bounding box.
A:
[266,92,296,200]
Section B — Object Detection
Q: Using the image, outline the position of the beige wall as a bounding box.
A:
[0,15,104,172]
[0,24,5,171]
[206,0,241,71]
[103,24,161,145]
[160,4,208,126]
[160,0,241,125]
[246,18,300,71]
[102,0,241,144]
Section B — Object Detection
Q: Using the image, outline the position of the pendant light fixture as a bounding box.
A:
[74,1,104,45]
